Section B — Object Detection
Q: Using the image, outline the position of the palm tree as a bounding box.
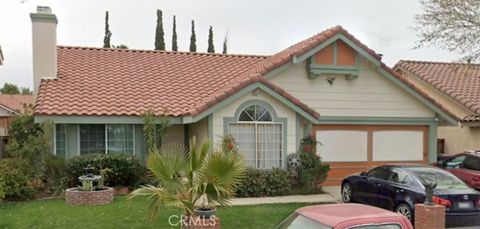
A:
[129,137,246,220]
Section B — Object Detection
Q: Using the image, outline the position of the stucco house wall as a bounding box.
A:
[438,126,480,154]
[270,57,435,118]
[395,67,480,154]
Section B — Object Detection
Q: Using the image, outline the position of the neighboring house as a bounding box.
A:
[31,6,457,185]
[395,61,480,155]
[0,94,34,158]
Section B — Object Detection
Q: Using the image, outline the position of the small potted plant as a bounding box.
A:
[194,194,216,219]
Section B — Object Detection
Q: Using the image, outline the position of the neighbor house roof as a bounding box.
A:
[35,26,454,122]
[0,94,34,114]
[395,60,480,122]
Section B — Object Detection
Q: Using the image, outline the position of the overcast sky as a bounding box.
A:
[0,0,460,89]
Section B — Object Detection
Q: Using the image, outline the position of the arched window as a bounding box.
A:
[228,103,283,169]
[238,105,273,122]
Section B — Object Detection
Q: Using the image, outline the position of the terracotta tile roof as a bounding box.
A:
[35,26,453,122]
[463,115,480,122]
[395,60,480,122]
[0,94,34,114]
[35,47,268,117]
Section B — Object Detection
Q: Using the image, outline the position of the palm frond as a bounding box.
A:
[195,149,246,206]
[147,143,188,193]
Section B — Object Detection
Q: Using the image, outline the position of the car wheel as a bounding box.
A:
[395,203,413,221]
[341,182,352,203]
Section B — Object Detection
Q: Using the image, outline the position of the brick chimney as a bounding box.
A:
[30,6,57,96]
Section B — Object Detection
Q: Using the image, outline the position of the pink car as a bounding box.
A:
[275,203,413,229]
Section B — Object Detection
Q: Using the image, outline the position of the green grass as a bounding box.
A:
[0,196,309,229]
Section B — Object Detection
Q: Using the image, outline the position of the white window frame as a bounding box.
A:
[230,104,284,169]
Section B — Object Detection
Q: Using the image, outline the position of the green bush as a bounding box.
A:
[297,151,329,194]
[44,155,69,197]
[67,154,145,188]
[236,168,291,197]
[0,159,39,200]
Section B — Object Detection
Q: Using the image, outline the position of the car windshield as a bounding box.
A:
[275,213,332,229]
[410,167,470,190]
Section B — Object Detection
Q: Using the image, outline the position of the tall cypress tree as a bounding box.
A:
[207,26,215,53]
[103,11,112,48]
[189,20,197,52]
[222,34,228,54]
[172,15,178,51]
[154,9,165,50]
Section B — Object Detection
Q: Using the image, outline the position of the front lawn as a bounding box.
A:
[0,197,309,228]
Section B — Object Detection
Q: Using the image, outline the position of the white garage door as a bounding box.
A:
[316,130,368,162]
[372,130,424,161]
[313,125,428,186]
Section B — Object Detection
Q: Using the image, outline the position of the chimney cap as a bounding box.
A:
[37,6,53,14]
[30,6,57,24]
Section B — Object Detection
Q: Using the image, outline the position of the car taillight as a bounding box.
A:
[476,198,480,208]
[432,196,452,208]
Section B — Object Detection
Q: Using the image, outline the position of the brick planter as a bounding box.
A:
[415,204,445,229]
[65,187,114,205]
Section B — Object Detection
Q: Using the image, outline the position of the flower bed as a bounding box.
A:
[65,187,114,205]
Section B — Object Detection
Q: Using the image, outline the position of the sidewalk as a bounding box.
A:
[231,193,337,206]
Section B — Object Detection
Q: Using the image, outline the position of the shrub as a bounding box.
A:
[0,158,39,200]
[236,168,291,197]
[67,154,145,188]
[6,111,52,172]
[44,155,69,197]
[296,136,330,194]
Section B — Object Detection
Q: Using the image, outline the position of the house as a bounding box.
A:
[31,6,457,185]
[395,61,480,155]
[0,94,34,158]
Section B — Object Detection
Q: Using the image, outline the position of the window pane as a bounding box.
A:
[389,168,412,184]
[107,124,134,154]
[368,167,390,180]
[80,124,106,154]
[257,123,282,168]
[462,156,480,170]
[239,111,254,121]
[411,167,470,190]
[257,109,272,121]
[229,123,256,167]
[446,155,466,169]
[55,124,66,157]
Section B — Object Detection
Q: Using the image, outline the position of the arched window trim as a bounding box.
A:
[237,104,274,123]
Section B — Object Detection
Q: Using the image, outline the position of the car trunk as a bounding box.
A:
[435,189,480,212]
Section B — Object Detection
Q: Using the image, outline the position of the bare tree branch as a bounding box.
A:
[414,0,480,62]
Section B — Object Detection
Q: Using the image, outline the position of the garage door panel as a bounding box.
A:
[316,130,368,162]
[372,130,424,161]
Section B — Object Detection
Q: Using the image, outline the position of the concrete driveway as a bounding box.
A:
[322,186,342,202]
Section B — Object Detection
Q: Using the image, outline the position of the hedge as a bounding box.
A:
[67,154,145,188]
[235,168,291,197]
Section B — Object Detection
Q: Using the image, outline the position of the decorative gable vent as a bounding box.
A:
[306,40,359,81]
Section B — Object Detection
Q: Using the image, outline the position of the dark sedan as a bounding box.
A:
[341,164,480,228]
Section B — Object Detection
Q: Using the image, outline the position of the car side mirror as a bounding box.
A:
[360,171,367,177]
